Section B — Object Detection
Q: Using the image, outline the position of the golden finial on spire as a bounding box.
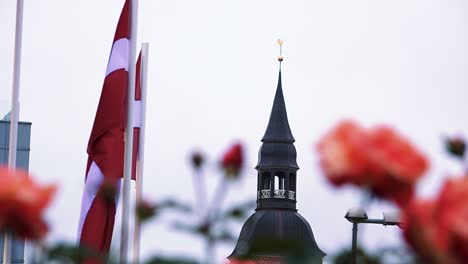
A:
[277,39,284,62]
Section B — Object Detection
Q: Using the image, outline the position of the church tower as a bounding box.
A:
[228,43,325,263]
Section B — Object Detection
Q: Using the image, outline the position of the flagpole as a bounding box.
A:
[132,42,149,264]
[120,0,138,263]
[4,0,24,263]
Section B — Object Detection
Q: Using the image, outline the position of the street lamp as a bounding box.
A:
[345,208,402,264]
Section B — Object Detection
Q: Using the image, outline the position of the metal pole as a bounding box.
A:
[4,1,24,263]
[132,42,149,264]
[2,232,11,264]
[120,0,138,262]
[351,223,358,264]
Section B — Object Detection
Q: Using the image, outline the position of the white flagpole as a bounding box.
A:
[4,0,24,264]
[120,0,138,262]
[132,42,149,264]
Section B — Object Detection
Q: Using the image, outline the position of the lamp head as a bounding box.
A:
[383,211,402,227]
[345,207,368,223]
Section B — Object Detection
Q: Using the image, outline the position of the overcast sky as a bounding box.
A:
[1,0,468,263]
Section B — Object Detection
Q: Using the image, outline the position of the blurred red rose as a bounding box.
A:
[367,126,429,205]
[317,121,428,205]
[368,126,428,182]
[316,121,370,186]
[0,167,56,240]
[403,177,468,264]
[221,143,244,178]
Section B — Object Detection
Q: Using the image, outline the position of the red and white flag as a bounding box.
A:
[132,53,142,181]
[77,0,142,258]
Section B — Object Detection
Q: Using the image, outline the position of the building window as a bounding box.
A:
[262,172,271,190]
[289,173,296,192]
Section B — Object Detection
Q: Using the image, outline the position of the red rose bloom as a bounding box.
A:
[316,121,370,186]
[403,177,468,264]
[403,200,448,263]
[317,121,428,205]
[0,167,56,240]
[368,126,428,183]
[366,126,429,205]
[222,143,244,178]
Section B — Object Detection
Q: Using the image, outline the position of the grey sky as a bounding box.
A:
[1,0,468,262]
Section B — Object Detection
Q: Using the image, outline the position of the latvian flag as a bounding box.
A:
[77,0,142,259]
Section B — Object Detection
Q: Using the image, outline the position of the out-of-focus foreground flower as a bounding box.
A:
[445,136,466,159]
[136,199,157,223]
[0,166,56,240]
[97,178,118,203]
[317,120,428,205]
[403,176,468,264]
[190,151,205,170]
[221,143,244,178]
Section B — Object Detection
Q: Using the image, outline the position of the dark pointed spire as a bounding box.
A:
[256,40,298,171]
[229,41,325,263]
[261,66,295,143]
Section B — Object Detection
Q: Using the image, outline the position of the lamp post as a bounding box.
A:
[345,208,402,264]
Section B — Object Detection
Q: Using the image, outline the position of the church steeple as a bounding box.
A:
[228,42,325,263]
[256,70,299,173]
[261,72,295,143]
[255,43,299,210]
